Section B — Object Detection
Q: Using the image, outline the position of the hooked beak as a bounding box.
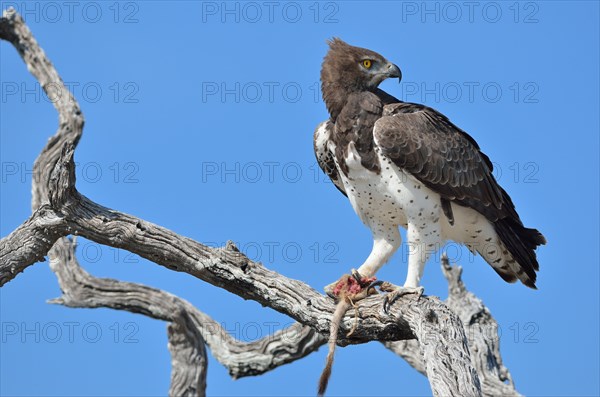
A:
[385,63,402,82]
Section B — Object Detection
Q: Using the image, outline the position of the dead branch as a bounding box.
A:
[49,236,325,381]
[384,255,521,397]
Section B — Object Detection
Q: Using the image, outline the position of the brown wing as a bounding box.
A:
[374,102,509,221]
[374,102,545,287]
[314,120,346,196]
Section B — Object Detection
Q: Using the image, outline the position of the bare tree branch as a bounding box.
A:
[0,204,64,284]
[0,8,84,212]
[441,257,520,396]
[384,256,522,397]
[0,7,82,286]
[48,236,325,380]
[50,235,519,396]
[1,7,523,396]
[46,230,482,396]
[167,316,208,397]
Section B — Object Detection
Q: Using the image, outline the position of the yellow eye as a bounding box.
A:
[362,59,372,69]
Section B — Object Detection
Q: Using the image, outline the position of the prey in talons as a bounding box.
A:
[324,269,378,302]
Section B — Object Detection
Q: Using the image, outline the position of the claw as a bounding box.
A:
[382,294,394,314]
[351,269,376,289]
[381,285,425,314]
[365,279,384,293]
[350,268,363,284]
[324,281,338,299]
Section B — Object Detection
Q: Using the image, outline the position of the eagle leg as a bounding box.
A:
[325,230,401,299]
[378,281,425,314]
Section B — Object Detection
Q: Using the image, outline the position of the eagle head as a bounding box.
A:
[321,38,401,119]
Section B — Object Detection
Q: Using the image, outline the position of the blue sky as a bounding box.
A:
[1,1,598,396]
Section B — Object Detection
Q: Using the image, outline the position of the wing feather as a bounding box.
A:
[314,120,346,196]
[374,103,505,220]
[373,101,545,287]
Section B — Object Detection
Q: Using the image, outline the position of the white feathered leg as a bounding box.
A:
[325,226,400,298]
[356,226,401,277]
[381,221,442,312]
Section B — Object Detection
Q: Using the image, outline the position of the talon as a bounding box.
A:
[351,269,376,289]
[350,269,363,284]
[366,279,384,294]
[383,295,391,314]
[380,285,425,314]
[415,286,425,300]
[324,281,339,299]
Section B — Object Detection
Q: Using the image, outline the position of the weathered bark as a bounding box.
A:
[49,236,324,381]
[384,255,522,397]
[167,317,208,397]
[0,7,82,286]
[0,7,521,397]
[441,257,520,396]
[0,204,64,284]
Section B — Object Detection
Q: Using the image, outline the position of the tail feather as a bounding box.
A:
[493,217,546,288]
[490,265,518,284]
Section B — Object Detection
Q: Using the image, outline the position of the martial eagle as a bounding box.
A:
[314,38,546,302]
